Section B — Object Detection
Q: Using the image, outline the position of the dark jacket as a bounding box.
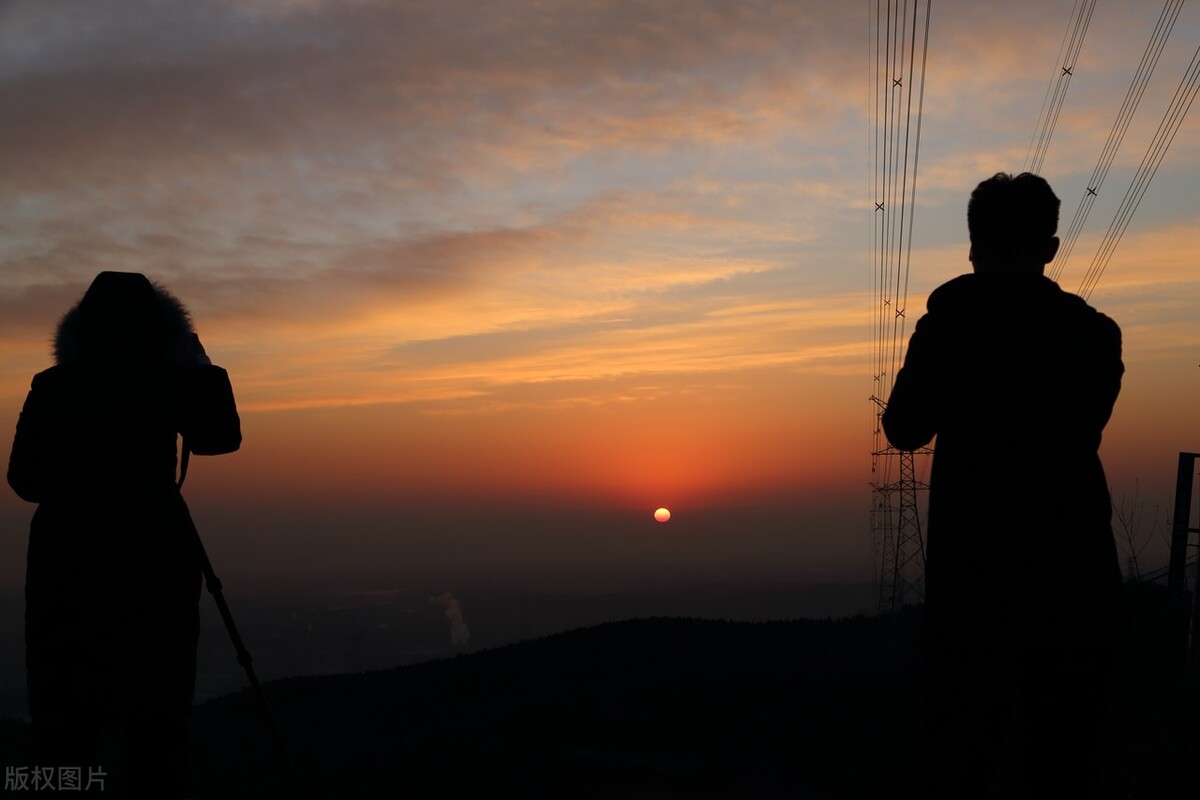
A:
[7,272,240,719]
[882,272,1122,641]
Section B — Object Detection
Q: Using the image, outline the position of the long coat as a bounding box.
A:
[882,272,1123,645]
[7,272,241,721]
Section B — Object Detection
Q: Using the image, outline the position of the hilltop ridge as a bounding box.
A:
[0,584,1193,798]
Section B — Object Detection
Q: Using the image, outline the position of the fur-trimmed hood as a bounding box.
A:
[54,271,196,367]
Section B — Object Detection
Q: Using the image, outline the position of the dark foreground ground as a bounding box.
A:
[0,583,1196,798]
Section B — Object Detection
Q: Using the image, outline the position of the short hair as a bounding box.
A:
[967,172,1060,262]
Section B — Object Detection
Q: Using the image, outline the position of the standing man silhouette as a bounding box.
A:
[8,272,241,798]
[883,173,1123,799]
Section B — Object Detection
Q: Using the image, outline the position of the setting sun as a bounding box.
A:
[654,508,671,523]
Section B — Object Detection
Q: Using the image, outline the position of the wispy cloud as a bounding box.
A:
[2,0,1199,444]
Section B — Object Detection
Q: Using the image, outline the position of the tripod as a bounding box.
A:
[178,446,305,800]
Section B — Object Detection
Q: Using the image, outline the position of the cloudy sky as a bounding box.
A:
[2,0,1198,595]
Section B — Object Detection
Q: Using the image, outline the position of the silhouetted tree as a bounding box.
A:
[1112,481,1168,581]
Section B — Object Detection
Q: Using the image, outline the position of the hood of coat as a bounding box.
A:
[54,271,196,368]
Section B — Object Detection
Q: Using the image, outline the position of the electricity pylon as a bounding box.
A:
[870,397,930,613]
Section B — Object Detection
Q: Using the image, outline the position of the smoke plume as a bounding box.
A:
[430,591,470,649]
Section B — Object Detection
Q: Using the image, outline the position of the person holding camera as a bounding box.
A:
[8,271,241,798]
[884,173,1123,798]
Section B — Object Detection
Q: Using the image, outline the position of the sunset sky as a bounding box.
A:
[2,1,1198,596]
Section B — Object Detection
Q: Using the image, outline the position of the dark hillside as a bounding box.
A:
[183,583,1197,799]
[189,610,922,799]
[0,583,1195,798]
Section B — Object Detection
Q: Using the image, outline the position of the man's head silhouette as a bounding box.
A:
[967,172,1060,274]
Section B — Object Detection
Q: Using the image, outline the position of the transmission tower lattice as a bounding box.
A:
[869,0,931,614]
[871,442,930,611]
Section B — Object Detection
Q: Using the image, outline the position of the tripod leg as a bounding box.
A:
[181,497,307,800]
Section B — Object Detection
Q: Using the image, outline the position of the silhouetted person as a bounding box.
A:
[883,173,1123,799]
[7,272,241,798]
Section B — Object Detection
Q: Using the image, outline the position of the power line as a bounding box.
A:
[899,0,931,372]
[869,0,932,613]
[871,0,930,411]
[1050,0,1186,282]
[1024,1,1083,171]
[1025,0,1097,175]
[1079,40,1200,300]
